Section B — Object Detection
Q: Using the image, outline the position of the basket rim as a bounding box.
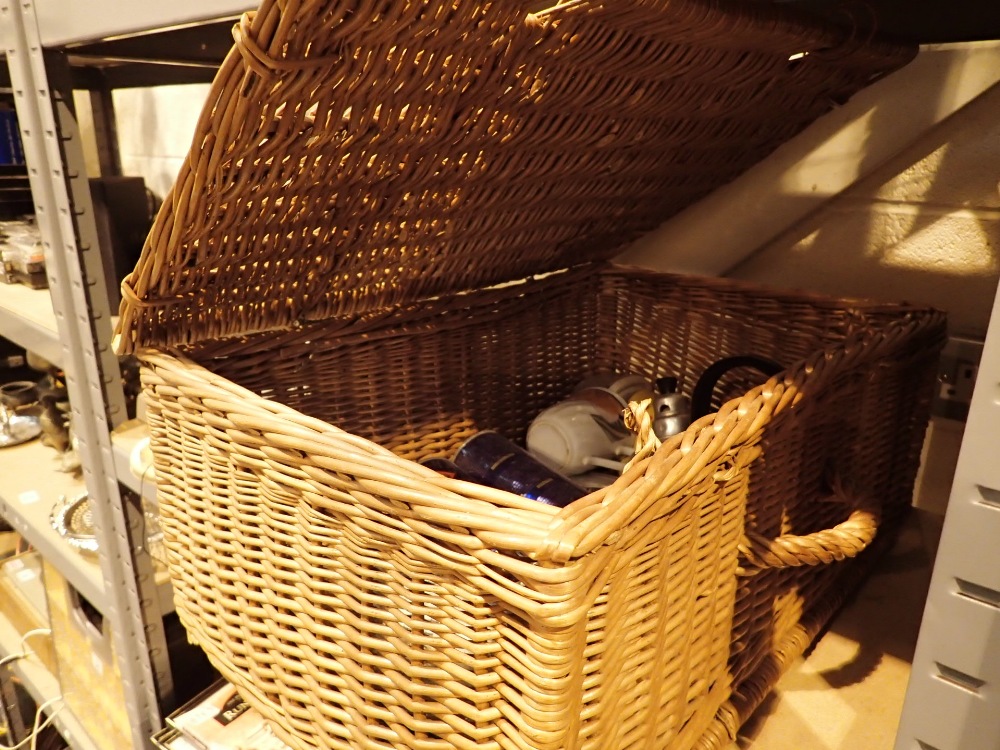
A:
[130,263,947,357]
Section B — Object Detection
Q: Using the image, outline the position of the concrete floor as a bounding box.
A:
[729,510,944,750]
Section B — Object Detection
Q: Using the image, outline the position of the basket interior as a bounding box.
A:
[183,266,900,463]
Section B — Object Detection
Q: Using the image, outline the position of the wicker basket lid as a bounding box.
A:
[114,0,914,354]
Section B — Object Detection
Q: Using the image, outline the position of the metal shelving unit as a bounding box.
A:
[0,2,249,748]
[894,280,1000,749]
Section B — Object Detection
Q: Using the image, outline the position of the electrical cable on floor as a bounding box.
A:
[0,695,62,750]
[0,630,53,669]
[0,630,59,749]
[29,696,62,750]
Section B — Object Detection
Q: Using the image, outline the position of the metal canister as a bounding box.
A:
[652,376,691,441]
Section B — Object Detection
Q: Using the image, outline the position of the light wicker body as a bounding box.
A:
[113,0,938,747]
[140,267,944,750]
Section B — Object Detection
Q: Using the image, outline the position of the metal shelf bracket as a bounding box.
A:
[2,1,175,747]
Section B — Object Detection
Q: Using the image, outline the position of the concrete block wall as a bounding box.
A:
[729,83,1000,340]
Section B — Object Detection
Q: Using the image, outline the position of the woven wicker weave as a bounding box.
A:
[113,1,941,748]
[114,0,915,354]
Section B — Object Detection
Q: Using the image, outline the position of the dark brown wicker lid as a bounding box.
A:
[115,0,915,354]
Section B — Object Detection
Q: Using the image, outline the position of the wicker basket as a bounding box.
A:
[132,267,943,750]
[112,1,942,748]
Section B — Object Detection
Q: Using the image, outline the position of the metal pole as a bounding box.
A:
[88,80,122,177]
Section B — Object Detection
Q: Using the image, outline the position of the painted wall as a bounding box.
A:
[619,42,1000,340]
[74,84,210,200]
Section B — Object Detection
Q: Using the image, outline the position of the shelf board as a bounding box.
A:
[0,606,100,750]
[0,283,63,368]
[35,1,253,47]
[0,439,106,616]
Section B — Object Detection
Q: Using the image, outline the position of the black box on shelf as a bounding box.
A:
[0,338,34,382]
[89,176,153,310]
[0,173,33,220]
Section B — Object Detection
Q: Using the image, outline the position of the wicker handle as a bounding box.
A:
[690,355,784,421]
[738,496,880,572]
[625,396,881,573]
[622,398,659,471]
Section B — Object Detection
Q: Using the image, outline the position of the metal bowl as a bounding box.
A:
[49,492,99,556]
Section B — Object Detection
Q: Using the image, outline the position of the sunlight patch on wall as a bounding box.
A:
[778,109,877,199]
[791,228,823,254]
[873,143,949,204]
[878,214,999,275]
